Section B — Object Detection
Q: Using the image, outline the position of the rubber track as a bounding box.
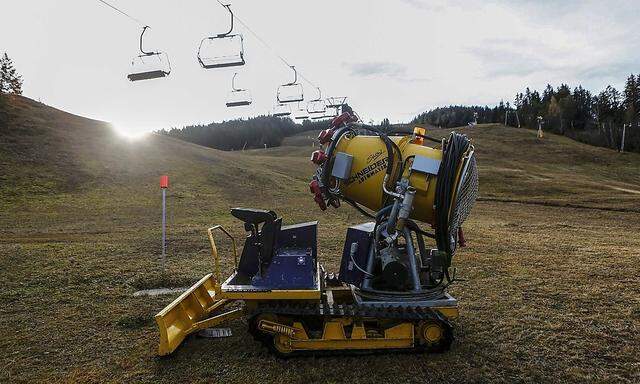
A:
[249,300,450,324]
[247,300,454,356]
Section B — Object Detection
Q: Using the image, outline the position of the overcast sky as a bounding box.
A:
[2,0,639,135]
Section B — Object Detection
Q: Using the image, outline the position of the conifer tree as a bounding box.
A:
[0,53,23,95]
[623,74,638,124]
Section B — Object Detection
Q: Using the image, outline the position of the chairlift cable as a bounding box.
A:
[96,0,146,26]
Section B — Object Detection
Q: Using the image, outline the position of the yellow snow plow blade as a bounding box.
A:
[155,224,242,355]
[154,273,243,356]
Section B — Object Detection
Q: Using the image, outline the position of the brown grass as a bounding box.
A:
[0,97,639,383]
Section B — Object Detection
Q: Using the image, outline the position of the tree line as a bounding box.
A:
[159,116,330,150]
[412,74,640,153]
[515,76,639,152]
[412,104,512,129]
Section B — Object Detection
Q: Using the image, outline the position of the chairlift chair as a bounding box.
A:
[226,73,252,107]
[311,106,338,120]
[311,113,328,120]
[307,87,326,115]
[322,107,340,119]
[273,102,291,117]
[197,4,245,69]
[325,96,347,109]
[128,26,171,81]
[294,102,309,120]
[277,66,304,103]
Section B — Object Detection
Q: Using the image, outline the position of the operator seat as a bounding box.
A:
[231,208,277,226]
[231,208,282,279]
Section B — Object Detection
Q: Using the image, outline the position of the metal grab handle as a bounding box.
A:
[207,225,237,284]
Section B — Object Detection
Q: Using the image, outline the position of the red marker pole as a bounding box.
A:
[160,175,169,271]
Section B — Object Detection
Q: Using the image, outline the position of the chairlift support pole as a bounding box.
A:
[232,72,240,91]
[139,26,154,55]
[218,4,234,37]
[288,65,298,85]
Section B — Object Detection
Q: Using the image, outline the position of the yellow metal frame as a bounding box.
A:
[267,319,416,352]
[219,264,322,300]
[433,306,459,320]
[207,224,237,287]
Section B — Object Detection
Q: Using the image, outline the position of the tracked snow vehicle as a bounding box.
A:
[155,111,478,356]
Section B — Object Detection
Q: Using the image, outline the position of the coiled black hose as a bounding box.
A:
[434,132,471,263]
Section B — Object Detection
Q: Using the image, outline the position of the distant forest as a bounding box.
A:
[159,116,328,151]
[162,75,640,153]
[413,74,640,153]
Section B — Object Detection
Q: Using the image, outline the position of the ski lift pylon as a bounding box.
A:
[277,66,304,103]
[127,26,171,81]
[307,87,326,114]
[197,4,245,69]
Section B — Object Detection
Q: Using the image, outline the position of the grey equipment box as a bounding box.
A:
[338,222,375,287]
[331,152,353,180]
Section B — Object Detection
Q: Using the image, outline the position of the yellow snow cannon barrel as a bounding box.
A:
[310,119,478,257]
[332,134,442,225]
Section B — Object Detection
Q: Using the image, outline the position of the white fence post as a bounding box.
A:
[160,175,169,271]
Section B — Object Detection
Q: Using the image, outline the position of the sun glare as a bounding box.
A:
[112,125,148,140]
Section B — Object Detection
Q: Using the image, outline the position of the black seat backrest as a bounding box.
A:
[233,208,282,279]
[259,217,282,271]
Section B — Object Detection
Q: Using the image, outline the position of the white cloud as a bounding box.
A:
[343,61,407,78]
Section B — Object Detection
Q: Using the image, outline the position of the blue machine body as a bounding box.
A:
[251,221,318,289]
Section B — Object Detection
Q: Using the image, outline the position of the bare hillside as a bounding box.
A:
[1,97,639,383]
